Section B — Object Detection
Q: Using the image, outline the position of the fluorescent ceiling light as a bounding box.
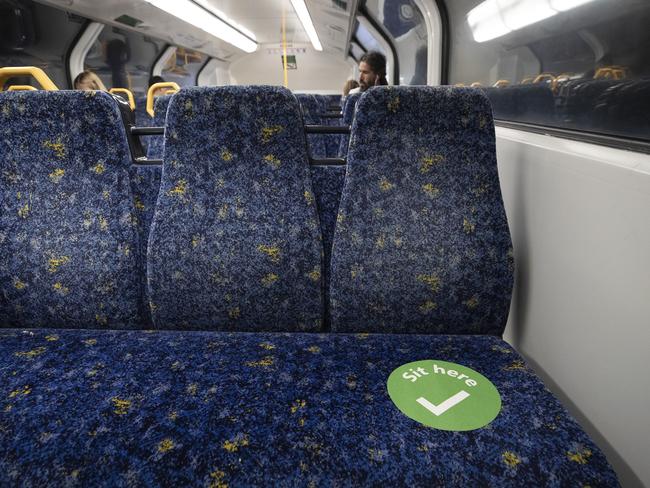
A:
[192,0,257,41]
[467,0,511,43]
[290,0,323,51]
[498,0,556,31]
[143,0,257,53]
[549,0,596,11]
[468,0,599,43]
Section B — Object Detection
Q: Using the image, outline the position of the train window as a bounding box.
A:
[350,41,365,61]
[448,0,650,144]
[364,0,428,85]
[84,26,166,93]
[0,2,83,89]
[355,20,386,55]
[159,47,208,88]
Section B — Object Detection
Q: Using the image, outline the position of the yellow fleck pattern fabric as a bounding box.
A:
[330,87,513,334]
[147,86,322,331]
[0,91,142,328]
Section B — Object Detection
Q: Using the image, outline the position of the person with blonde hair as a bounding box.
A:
[343,79,359,96]
[73,70,107,91]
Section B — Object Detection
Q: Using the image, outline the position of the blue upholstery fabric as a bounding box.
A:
[0,328,618,487]
[0,90,142,329]
[314,95,342,157]
[146,95,173,160]
[295,94,327,158]
[321,94,342,108]
[129,164,162,326]
[134,95,150,126]
[134,95,151,153]
[338,92,361,157]
[310,165,346,329]
[330,87,513,334]
[147,86,323,331]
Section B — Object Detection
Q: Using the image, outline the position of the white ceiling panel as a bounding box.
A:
[37,0,353,60]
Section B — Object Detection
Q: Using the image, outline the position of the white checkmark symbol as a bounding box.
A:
[416,390,471,416]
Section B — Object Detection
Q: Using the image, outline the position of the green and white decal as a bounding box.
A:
[387,359,502,431]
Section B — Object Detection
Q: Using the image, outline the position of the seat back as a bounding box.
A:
[310,164,346,329]
[146,94,174,159]
[295,94,327,158]
[129,163,162,326]
[314,94,342,157]
[330,87,513,334]
[134,94,151,152]
[338,92,361,157]
[147,86,323,331]
[0,90,142,328]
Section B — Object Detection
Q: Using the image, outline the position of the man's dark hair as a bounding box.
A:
[360,51,388,85]
[149,75,165,86]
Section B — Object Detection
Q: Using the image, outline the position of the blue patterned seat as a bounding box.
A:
[147,86,323,331]
[310,165,346,329]
[330,87,513,334]
[129,164,162,326]
[338,92,361,157]
[0,90,142,329]
[0,328,618,486]
[314,94,342,157]
[146,95,174,160]
[295,94,327,159]
[134,95,151,153]
[321,93,343,108]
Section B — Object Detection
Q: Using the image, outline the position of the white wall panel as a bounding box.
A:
[229,44,352,92]
[497,127,650,488]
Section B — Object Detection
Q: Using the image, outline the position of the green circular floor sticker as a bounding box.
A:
[387,360,501,431]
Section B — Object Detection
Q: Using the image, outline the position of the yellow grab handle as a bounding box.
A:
[594,68,615,80]
[146,82,180,117]
[7,85,37,91]
[0,66,58,91]
[533,73,555,84]
[594,66,627,80]
[109,88,136,110]
[470,82,482,87]
[520,77,534,84]
[493,79,510,88]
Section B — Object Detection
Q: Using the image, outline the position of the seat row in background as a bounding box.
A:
[0,84,618,485]
[478,73,650,138]
[137,90,364,326]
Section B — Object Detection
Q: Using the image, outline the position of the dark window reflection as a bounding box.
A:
[450,0,650,142]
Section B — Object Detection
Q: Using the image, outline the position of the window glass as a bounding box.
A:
[0,2,83,89]
[355,21,385,55]
[351,42,365,61]
[364,0,428,85]
[448,0,650,142]
[85,26,166,95]
[160,47,208,88]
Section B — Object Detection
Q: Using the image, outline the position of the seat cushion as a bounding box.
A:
[0,328,617,486]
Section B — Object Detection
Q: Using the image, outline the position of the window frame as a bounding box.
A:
[357,2,400,85]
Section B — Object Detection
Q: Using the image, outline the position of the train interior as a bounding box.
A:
[1,0,649,486]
